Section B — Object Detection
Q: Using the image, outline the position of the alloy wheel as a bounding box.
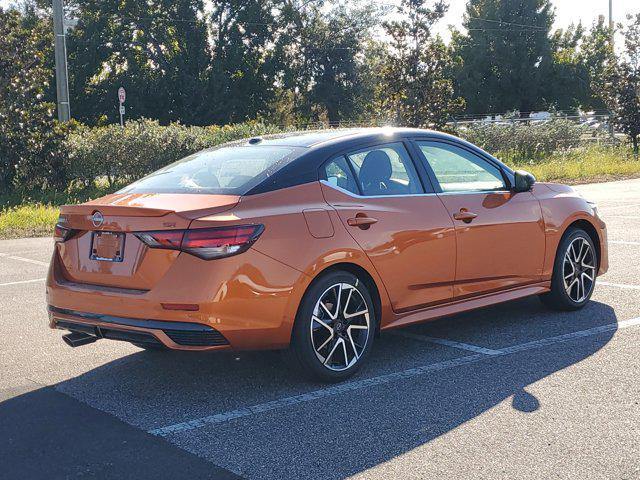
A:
[310,282,370,371]
[562,237,596,303]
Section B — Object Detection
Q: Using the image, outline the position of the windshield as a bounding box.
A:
[118,145,301,195]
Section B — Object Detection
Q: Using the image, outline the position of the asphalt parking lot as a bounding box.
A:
[1,178,639,480]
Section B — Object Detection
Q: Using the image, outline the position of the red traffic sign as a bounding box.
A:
[118,87,126,104]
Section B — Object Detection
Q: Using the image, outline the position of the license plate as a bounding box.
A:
[90,231,125,262]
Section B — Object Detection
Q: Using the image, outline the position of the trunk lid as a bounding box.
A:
[55,193,239,290]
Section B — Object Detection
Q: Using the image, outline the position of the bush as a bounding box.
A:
[455,118,600,162]
[65,118,287,188]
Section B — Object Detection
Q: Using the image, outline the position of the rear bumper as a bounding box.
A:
[49,306,230,350]
[46,246,311,351]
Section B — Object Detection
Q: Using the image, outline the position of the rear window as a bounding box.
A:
[118,145,301,195]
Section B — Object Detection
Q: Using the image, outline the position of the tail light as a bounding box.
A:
[134,224,264,260]
[54,223,78,243]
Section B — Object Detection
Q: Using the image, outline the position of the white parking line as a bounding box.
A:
[391,330,502,355]
[149,316,640,437]
[609,240,640,246]
[0,278,46,287]
[599,281,640,291]
[602,215,640,220]
[0,253,49,267]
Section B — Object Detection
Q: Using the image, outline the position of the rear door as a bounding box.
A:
[413,139,545,299]
[320,141,456,313]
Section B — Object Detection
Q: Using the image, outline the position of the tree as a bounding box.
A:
[600,14,640,154]
[379,0,464,127]
[66,0,212,125]
[579,17,616,110]
[0,6,71,194]
[207,0,280,124]
[545,23,589,111]
[453,0,555,114]
[271,1,379,126]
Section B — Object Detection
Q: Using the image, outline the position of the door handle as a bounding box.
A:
[453,210,478,223]
[347,215,378,229]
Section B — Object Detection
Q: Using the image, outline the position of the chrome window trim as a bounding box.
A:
[438,189,512,195]
[320,180,438,199]
[321,180,512,198]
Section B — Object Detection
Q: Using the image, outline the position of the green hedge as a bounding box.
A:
[455,118,605,162]
[65,119,287,188]
[2,117,617,204]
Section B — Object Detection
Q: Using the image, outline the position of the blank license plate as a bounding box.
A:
[90,231,125,262]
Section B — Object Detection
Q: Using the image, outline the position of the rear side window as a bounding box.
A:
[322,156,359,195]
[118,145,300,195]
[346,142,423,196]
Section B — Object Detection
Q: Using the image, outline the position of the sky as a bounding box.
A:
[432,0,640,41]
[432,0,638,42]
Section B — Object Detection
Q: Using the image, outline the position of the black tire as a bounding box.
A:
[540,227,598,311]
[284,270,377,382]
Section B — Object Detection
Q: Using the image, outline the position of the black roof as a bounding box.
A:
[243,127,512,195]
[246,127,447,148]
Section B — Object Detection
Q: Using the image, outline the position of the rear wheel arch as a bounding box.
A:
[301,262,383,336]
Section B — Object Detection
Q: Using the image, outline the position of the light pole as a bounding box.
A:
[52,0,71,122]
[609,0,614,46]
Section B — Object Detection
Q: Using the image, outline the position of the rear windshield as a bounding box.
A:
[118,145,301,195]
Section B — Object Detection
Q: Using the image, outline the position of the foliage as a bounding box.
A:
[456,118,597,161]
[0,203,61,238]
[66,0,212,125]
[0,7,70,194]
[65,118,287,187]
[578,17,616,110]
[508,145,640,183]
[271,1,380,125]
[599,14,640,154]
[453,0,555,114]
[379,0,464,127]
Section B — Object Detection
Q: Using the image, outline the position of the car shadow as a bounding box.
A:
[0,298,618,479]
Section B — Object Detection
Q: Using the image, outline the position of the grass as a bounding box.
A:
[1,145,639,239]
[506,145,640,184]
[0,204,61,239]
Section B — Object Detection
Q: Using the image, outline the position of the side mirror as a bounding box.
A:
[513,170,536,192]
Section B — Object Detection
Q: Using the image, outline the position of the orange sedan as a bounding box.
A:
[47,128,608,381]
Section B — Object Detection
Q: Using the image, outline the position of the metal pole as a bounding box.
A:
[609,0,614,45]
[52,0,71,122]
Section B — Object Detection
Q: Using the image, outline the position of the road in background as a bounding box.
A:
[1,178,639,479]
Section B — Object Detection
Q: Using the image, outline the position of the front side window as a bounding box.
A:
[417,141,506,193]
[118,145,300,195]
[345,142,423,196]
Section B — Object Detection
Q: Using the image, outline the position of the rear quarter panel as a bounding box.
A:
[190,182,395,329]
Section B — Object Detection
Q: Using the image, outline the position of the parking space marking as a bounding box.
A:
[149,316,640,437]
[0,278,46,287]
[603,215,640,220]
[609,240,640,246]
[0,253,49,267]
[599,281,640,291]
[390,331,502,355]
